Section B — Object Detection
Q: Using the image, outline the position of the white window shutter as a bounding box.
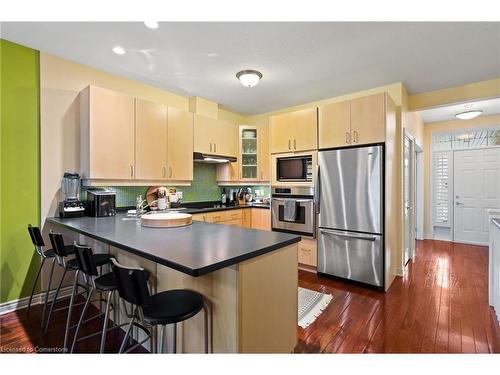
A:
[434,152,451,227]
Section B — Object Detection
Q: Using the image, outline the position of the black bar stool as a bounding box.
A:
[68,242,121,353]
[26,225,74,327]
[111,258,210,354]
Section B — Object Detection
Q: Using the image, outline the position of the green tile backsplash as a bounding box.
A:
[82,163,270,208]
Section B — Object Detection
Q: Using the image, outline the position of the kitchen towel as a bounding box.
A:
[284,199,297,222]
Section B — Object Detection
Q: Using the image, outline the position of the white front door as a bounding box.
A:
[453,147,500,245]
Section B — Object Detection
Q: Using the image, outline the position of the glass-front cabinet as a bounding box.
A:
[239,125,259,181]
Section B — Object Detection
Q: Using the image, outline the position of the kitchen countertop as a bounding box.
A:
[47,213,298,277]
[180,202,270,215]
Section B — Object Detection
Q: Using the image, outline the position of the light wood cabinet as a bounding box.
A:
[318,100,350,149]
[242,209,252,228]
[297,237,317,267]
[80,85,135,179]
[250,209,271,231]
[350,93,386,145]
[259,123,270,181]
[135,98,168,180]
[194,115,237,157]
[270,108,317,154]
[318,92,387,149]
[167,107,193,181]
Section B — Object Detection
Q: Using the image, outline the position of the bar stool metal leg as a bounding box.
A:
[172,323,177,354]
[203,304,209,354]
[26,257,45,315]
[99,290,114,353]
[70,286,94,353]
[119,308,137,354]
[40,258,56,328]
[43,268,67,334]
[64,270,80,352]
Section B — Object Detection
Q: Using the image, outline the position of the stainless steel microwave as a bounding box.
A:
[276,155,313,182]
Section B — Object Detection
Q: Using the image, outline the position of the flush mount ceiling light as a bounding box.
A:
[455,104,483,120]
[455,110,483,120]
[112,46,126,55]
[236,70,263,87]
[144,21,159,29]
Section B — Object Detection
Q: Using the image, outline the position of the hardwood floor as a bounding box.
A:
[296,240,500,353]
[0,240,499,353]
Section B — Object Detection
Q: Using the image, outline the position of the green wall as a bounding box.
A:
[0,39,41,303]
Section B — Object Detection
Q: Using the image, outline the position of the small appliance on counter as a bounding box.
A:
[58,172,85,218]
[86,188,116,217]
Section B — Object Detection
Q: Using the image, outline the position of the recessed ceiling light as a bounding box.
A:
[236,70,263,87]
[455,110,483,120]
[144,21,159,29]
[112,46,126,55]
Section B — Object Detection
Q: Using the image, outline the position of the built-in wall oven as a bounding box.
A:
[276,155,313,182]
[271,186,315,237]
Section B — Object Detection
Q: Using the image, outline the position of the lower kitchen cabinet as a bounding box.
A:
[251,209,271,231]
[192,208,270,231]
[297,237,317,267]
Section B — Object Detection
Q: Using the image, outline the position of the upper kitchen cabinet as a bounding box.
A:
[135,98,168,180]
[318,100,350,148]
[194,115,238,157]
[167,107,193,181]
[80,85,135,179]
[239,126,259,181]
[318,92,389,149]
[259,123,270,181]
[350,92,386,145]
[216,123,239,182]
[269,107,317,153]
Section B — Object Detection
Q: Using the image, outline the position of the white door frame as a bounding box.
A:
[415,143,424,241]
[403,129,416,269]
[429,126,500,242]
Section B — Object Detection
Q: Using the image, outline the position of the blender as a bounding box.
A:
[58,172,85,218]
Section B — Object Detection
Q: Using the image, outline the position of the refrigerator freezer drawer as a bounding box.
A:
[317,228,383,287]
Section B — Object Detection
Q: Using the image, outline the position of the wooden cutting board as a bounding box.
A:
[141,213,193,228]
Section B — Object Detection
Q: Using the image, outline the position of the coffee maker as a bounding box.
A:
[58,172,85,218]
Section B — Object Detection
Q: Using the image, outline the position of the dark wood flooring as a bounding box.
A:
[1,240,499,353]
[296,240,500,353]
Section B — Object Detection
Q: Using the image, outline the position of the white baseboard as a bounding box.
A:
[0,286,73,316]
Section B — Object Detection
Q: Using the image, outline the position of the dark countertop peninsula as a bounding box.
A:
[47,213,298,277]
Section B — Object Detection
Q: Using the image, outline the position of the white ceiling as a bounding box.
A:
[1,22,499,115]
[418,97,500,123]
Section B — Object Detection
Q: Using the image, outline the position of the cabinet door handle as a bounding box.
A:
[353,130,358,143]
[130,165,134,177]
[261,170,263,180]
[162,166,166,178]
[293,139,296,150]
[169,167,172,178]
[214,143,217,153]
[345,132,351,144]
[288,139,291,150]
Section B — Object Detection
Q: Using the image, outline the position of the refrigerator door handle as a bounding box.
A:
[319,228,377,241]
[315,165,321,214]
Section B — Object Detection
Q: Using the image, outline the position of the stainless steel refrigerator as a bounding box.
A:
[317,145,384,288]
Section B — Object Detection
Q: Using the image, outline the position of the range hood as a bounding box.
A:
[193,152,237,164]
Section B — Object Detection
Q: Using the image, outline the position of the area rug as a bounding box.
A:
[298,287,333,328]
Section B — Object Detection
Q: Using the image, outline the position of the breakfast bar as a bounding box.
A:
[47,214,300,353]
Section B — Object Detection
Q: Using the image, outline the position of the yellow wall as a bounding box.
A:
[423,114,500,237]
[40,53,245,222]
[409,78,500,111]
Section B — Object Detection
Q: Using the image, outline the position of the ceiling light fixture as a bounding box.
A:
[144,21,159,29]
[236,70,263,87]
[112,46,126,55]
[455,109,483,120]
